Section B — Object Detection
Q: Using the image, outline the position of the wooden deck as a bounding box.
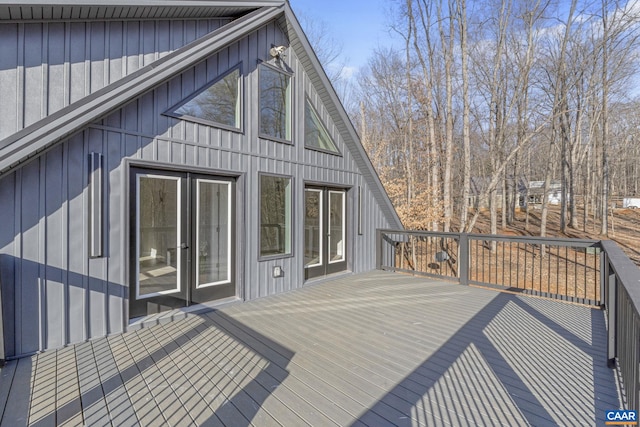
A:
[0,271,620,426]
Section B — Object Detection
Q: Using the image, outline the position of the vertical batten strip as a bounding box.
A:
[358,185,362,236]
[89,152,103,258]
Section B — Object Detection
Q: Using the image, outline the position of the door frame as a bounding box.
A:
[190,174,237,304]
[127,163,243,319]
[304,184,349,280]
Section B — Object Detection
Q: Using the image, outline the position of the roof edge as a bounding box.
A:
[283,3,403,230]
[0,1,283,6]
[0,5,283,174]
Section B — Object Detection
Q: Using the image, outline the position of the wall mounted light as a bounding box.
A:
[269,45,287,60]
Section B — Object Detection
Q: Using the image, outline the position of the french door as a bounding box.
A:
[304,186,347,279]
[129,167,235,318]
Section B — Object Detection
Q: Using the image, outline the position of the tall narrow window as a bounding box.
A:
[260,175,292,257]
[166,66,241,129]
[305,99,339,153]
[259,64,291,141]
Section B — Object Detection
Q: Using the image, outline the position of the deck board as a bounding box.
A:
[55,346,83,427]
[0,271,622,426]
[107,334,167,426]
[3,356,35,426]
[0,360,17,423]
[132,327,197,426]
[28,349,57,427]
[75,341,111,427]
[91,339,139,427]
[212,307,419,426]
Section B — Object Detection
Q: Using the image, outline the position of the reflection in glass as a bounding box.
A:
[259,65,291,140]
[305,99,339,153]
[304,189,322,267]
[329,191,345,262]
[172,68,240,128]
[137,176,180,297]
[197,180,230,288]
[260,175,292,256]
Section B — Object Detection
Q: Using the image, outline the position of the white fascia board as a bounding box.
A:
[0,5,283,175]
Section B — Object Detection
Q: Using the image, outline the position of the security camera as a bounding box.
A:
[269,45,287,58]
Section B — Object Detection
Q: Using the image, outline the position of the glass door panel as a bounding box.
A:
[305,187,347,279]
[190,174,235,304]
[304,189,322,267]
[130,168,235,318]
[196,179,231,287]
[136,175,181,298]
[328,191,345,263]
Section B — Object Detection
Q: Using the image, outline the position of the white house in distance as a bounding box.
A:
[522,180,563,206]
[0,0,401,359]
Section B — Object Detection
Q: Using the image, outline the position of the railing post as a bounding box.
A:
[0,264,4,366]
[606,254,617,368]
[376,229,382,270]
[601,248,607,308]
[459,233,469,286]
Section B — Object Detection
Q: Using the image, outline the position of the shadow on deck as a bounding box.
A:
[0,271,620,426]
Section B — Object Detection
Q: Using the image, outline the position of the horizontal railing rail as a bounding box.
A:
[377,229,602,306]
[465,233,601,306]
[376,229,640,411]
[376,229,461,282]
[601,240,640,411]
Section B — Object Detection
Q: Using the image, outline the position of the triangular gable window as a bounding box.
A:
[305,99,340,154]
[166,66,241,130]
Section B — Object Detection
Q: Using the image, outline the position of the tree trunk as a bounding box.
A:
[458,0,471,232]
[601,0,609,236]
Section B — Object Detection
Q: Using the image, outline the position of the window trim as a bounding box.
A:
[163,63,243,133]
[303,96,342,156]
[258,172,295,261]
[258,62,293,144]
[304,187,324,268]
[135,173,183,300]
[327,189,346,264]
[195,178,233,289]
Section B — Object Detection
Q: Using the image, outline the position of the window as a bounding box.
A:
[167,66,241,129]
[260,175,292,257]
[259,64,291,141]
[305,99,339,153]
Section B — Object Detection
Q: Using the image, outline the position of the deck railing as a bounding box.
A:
[376,229,640,410]
[0,263,4,367]
[376,229,602,305]
[601,240,640,410]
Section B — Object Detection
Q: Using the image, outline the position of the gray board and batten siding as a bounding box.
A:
[0,18,232,140]
[0,3,400,358]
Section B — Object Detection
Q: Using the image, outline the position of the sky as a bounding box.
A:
[288,0,400,73]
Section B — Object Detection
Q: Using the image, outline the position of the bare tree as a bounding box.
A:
[352,0,640,237]
[457,0,472,232]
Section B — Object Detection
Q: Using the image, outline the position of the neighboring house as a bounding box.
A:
[520,180,563,206]
[467,177,564,209]
[0,1,402,358]
[466,176,516,210]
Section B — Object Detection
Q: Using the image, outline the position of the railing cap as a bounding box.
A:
[377,229,601,247]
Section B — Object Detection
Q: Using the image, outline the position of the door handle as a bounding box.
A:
[180,243,189,249]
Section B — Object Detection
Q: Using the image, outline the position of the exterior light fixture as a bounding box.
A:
[269,45,287,59]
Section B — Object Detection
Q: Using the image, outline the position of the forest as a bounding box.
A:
[306,0,640,237]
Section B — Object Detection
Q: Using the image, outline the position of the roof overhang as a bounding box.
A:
[0,5,283,174]
[0,0,283,21]
[0,0,403,230]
